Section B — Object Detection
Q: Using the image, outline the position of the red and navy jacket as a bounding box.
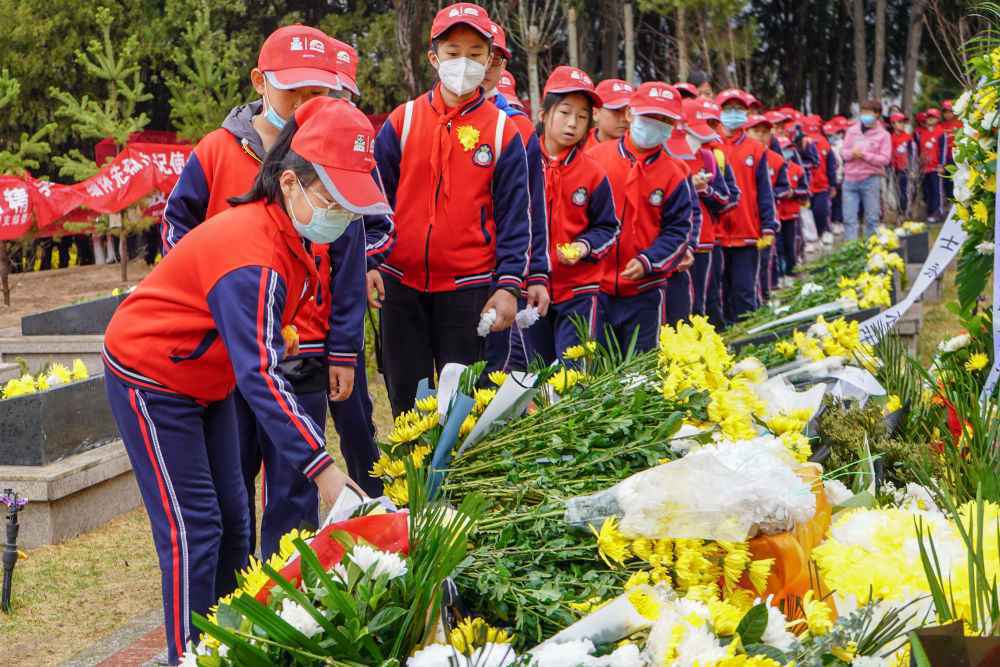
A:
[494,93,550,289]
[665,143,730,252]
[940,118,962,164]
[704,140,742,219]
[764,148,792,202]
[161,101,393,368]
[541,144,620,303]
[778,159,809,221]
[104,200,334,480]
[588,135,693,297]
[803,132,836,194]
[918,126,948,173]
[716,131,777,247]
[891,130,915,173]
[373,84,530,293]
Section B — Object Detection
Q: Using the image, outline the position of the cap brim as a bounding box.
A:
[266,69,340,91]
[494,45,512,59]
[338,73,360,96]
[602,98,631,110]
[313,163,392,216]
[546,86,603,108]
[631,106,683,120]
[502,94,523,108]
[686,122,718,141]
[431,21,493,41]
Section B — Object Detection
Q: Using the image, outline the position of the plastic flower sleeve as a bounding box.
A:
[535,584,674,649]
[565,438,816,542]
[456,371,539,456]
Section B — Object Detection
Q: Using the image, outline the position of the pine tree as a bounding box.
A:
[0,69,54,177]
[49,6,151,180]
[164,4,248,142]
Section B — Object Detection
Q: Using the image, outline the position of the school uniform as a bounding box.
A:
[891,130,915,215]
[777,158,809,275]
[757,147,790,302]
[104,200,326,664]
[918,126,947,220]
[484,92,548,372]
[940,117,962,201]
[804,130,836,237]
[162,102,388,558]
[588,135,693,351]
[702,140,741,329]
[524,145,619,362]
[373,84,530,415]
[716,130,777,325]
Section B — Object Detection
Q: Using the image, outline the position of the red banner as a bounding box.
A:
[0,142,192,240]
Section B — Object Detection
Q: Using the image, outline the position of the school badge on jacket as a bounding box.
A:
[572,187,589,206]
[473,144,494,167]
[649,188,665,206]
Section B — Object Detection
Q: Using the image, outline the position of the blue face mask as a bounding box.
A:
[720,108,748,130]
[263,80,287,130]
[290,178,356,244]
[630,115,672,149]
[860,113,876,126]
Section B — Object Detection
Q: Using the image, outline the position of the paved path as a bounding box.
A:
[60,609,167,667]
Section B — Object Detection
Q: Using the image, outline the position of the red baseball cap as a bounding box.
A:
[630,82,683,120]
[596,79,635,110]
[822,121,838,135]
[330,38,359,96]
[682,98,721,139]
[431,3,493,42]
[258,25,341,90]
[889,112,906,123]
[488,21,511,59]
[925,108,941,118]
[291,97,391,216]
[543,66,602,107]
[803,114,823,133]
[778,106,800,120]
[715,88,748,108]
[744,93,764,110]
[942,99,953,111]
[765,110,789,125]
[674,82,699,98]
[497,70,521,107]
[744,113,772,130]
[915,111,927,124]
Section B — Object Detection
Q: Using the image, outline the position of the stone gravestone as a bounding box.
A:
[20,294,125,336]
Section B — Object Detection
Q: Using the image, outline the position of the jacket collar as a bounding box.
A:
[428,83,487,117]
[266,201,321,283]
[619,135,663,165]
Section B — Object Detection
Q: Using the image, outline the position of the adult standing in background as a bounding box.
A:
[840,99,891,240]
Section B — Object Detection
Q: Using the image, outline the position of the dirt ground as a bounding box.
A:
[0,259,153,331]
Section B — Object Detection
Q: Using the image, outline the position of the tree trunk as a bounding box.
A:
[849,0,869,103]
[601,0,621,80]
[697,11,713,82]
[119,231,127,282]
[394,0,429,98]
[567,4,579,67]
[676,5,689,81]
[623,2,635,83]
[0,242,10,307]
[872,0,886,97]
[902,0,929,117]
[726,21,738,88]
[527,47,542,123]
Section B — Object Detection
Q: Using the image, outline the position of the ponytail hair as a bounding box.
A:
[228,118,321,207]
[535,92,595,150]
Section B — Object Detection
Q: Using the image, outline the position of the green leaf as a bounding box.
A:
[367,606,407,633]
[743,643,790,661]
[908,631,933,667]
[190,612,271,667]
[956,245,992,314]
[736,603,769,646]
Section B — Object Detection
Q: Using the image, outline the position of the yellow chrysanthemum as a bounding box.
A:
[708,598,744,636]
[557,242,584,261]
[631,538,654,562]
[488,370,508,387]
[747,558,774,594]
[568,596,607,614]
[965,352,989,372]
[626,587,661,621]
[385,477,408,506]
[280,325,299,352]
[48,363,73,385]
[775,340,797,359]
[449,617,511,654]
[473,387,496,414]
[456,125,480,151]
[71,359,89,381]
[973,200,990,223]
[414,395,438,413]
[830,641,857,662]
[624,570,651,590]
[2,375,37,399]
[548,367,585,394]
[720,542,751,592]
[885,394,902,414]
[459,413,477,438]
[563,344,587,360]
[590,518,631,568]
[802,590,834,636]
[956,204,970,222]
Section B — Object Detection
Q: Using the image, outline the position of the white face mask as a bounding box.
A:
[436,57,487,96]
[685,133,703,154]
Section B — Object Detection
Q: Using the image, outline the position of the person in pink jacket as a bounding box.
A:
[840,98,891,240]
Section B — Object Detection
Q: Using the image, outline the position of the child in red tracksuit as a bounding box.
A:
[940,99,961,201]
[745,113,790,302]
[776,136,809,279]
[523,67,620,362]
[103,99,385,665]
[918,108,948,222]
[714,89,777,325]
[162,26,389,561]
[890,112,915,216]
[584,79,635,150]
[372,3,530,415]
[588,82,693,352]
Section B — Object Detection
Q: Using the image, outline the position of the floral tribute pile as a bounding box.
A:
[1,358,89,399]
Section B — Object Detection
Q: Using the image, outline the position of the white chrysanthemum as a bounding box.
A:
[759,597,797,651]
[348,544,408,580]
[953,162,972,203]
[596,643,642,667]
[976,241,995,255]
[824,479,853,507]
[470,643,518,667]
[800,281,824,295]
[278,599,323,638]
[672,625,727,666]
[408,644,469,667]
[866,253,887,272]
[900,483,938,514]
[515,305,540,329]
[807,319,830,339]
[528,639,597,667]
[852,654,889,666]
[478,308,498,337]
[953,90,971,116]
[984,110,999,130]
[979,135,996,151]
[938,333,971,353]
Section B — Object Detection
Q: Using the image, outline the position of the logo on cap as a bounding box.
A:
[473,144,494,167]
[500,75,513,86]
[290,36,326,54]
[353,134,374,153]
[337,50,351,63]
[648,87,673,99]
[449,6,481,17]
[649,189,664,206]
[572,187,589,207]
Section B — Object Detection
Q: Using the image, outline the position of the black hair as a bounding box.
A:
[228,118,320,207]
[430,25,492,54]
[688,69,711,87]
[534,92,595,149]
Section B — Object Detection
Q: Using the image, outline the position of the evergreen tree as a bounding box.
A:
[0,69,54,176]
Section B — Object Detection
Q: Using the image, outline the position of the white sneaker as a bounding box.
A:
[822,232,834,245]
[832,222,844,235]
